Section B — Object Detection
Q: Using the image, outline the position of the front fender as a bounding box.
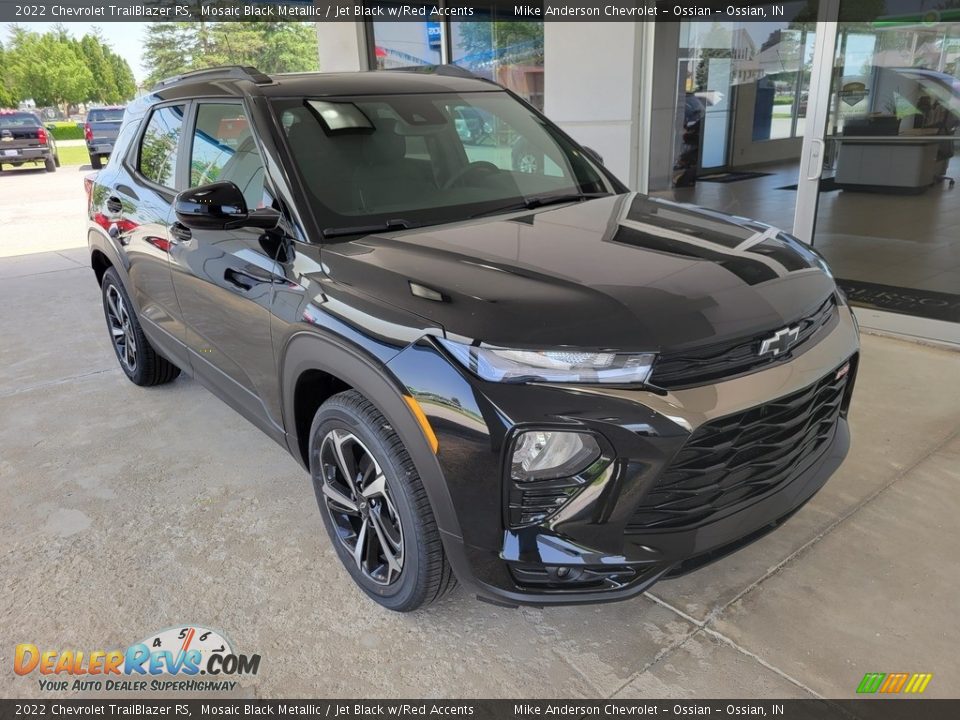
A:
[278,330,466,545]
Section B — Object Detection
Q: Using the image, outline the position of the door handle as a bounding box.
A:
[106,196,123,214]
[224,266,277,291]
[169,222,192,244]
[806,138,825,181]
[224,268,257,291]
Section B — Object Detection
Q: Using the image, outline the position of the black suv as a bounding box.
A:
[87,66,859,611]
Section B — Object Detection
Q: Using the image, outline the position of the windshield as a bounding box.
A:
[0,112,41,129]
[272,91,616,234]
[88,108,124,123]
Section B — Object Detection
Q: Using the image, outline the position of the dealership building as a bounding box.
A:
[317,1,960,345]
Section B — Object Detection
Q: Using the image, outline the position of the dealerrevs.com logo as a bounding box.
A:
[14,625,260,693]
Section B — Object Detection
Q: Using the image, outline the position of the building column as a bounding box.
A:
[316,22,369,73]
[543,23,644,189]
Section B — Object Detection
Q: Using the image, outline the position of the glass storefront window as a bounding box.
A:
[371,19,441,69]
[451,19,544,110]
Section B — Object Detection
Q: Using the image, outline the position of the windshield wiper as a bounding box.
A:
[322,219,420,239]
[470,192,612,219]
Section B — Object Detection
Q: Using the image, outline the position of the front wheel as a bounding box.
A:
[309,390,457,611]
[100,267,180,386]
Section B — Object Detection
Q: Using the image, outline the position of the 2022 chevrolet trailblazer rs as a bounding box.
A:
[86,65,858,611]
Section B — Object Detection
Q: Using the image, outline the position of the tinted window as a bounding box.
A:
[189,103,267,208]
[0,112,41,129]
[88,108,125,123]
[139,105,185,188]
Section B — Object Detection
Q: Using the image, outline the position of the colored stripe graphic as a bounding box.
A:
[879,673,909,693]
[857,672,932,694]
[904,674,933,694]
[857,673,885,693]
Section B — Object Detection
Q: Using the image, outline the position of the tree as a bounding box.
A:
[142,21,319,86]
[7,31,93,109]
[142,23,195,86]
[0,43,19,107]
[79,33,118,103]
[107,50,137,101]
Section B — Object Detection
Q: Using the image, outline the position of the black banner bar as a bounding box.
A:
[2,700,960,720]
[0,0,957,23]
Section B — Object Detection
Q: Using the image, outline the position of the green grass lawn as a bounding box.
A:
[57,144,90,167]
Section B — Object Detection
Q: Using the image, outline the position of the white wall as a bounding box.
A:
[316,22,368,73]
[544,23,643,188]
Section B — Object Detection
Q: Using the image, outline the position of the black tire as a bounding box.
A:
[44,156,56,173]
[54,153,61,168]
[101,267,180,387]
[309,390,457,611]
[90,154,103,170]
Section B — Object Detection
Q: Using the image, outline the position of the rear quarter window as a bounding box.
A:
[138,105,185,188]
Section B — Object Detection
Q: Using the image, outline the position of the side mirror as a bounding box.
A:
[174,181,279,231]
[582,146,604,166]
[45,124,56,132]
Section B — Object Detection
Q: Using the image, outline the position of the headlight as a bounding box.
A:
[437,338,656,384]
[511,430,601,481]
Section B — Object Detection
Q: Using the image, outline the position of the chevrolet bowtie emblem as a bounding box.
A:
[759,326,800,357]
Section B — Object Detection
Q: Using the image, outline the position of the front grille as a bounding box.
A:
[627,363,850,531]
[650,296,836,389]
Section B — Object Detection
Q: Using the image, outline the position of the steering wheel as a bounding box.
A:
[443,161,500,189]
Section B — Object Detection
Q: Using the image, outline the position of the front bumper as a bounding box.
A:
[386,303,860,606]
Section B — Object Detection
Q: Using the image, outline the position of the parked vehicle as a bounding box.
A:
[85,106,125,169]
[87,66,859,611]
[0,110,59,172]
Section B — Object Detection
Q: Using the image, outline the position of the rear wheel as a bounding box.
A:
[309,390,457,611]
[100,267,180,386]
[90,154,103,170]
[54,152,61,168]
[44,156,56,172]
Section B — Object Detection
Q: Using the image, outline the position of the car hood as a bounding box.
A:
[319,193,837,353]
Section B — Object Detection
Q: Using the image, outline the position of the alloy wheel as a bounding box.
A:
[319,429,404,585]
[518,153,539,174]
[106,285,137,372]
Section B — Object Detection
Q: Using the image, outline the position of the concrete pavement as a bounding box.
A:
[0,167,958,700]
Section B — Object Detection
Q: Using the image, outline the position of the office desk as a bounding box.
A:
[833,133,950,193]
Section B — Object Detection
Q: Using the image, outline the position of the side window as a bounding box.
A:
[138,105,185,187]
[190,103,268,209]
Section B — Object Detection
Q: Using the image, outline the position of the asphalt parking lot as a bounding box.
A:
[1,165,958,700]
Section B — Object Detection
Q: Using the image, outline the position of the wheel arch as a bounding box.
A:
[280,330,465,543]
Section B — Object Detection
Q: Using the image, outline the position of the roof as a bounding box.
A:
[147,67,499,104]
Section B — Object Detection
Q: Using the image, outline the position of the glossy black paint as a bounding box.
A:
[87,69,858,606]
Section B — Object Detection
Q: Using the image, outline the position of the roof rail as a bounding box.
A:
[152,65,272,90]
[382,64,488,81]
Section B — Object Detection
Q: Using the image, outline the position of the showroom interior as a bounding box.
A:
[319,0,960,345]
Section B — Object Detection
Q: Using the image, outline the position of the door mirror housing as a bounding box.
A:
[582,146,604,166]
[174,181,280,231]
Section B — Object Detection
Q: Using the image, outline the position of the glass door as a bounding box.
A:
[794,1,960,343]
[646,2,819,235]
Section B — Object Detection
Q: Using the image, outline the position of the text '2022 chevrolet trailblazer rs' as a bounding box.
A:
[86,66,858,611]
